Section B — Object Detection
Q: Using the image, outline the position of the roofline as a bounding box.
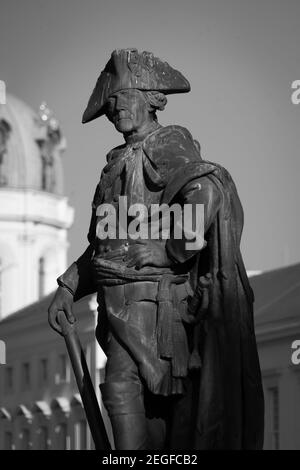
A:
[250,262,300,280]
[256,319,300,343]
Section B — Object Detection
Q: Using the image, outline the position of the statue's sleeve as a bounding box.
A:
[165,175,222,264]
[56,184,100,301]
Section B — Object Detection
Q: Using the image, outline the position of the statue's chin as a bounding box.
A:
[115,119,134,134]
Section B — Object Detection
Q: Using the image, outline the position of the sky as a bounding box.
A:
[0,0,299,272]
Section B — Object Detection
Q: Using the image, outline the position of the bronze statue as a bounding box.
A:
[48,49,264,450]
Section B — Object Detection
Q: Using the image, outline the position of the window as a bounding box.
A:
[5,366,13,393]
[74,420,87,450]
[56,423,69,450]
[38,426,49,450]
[21,362,30,390]
[268,386,280,450]
[21,428,31,450]
[56,354,70,384]
[38,257,45,299]
[0,340,5,365]
[39,358,48,385]
[4,431,13,450]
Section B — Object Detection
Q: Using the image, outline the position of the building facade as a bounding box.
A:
[0,292,109,450]
[251,263,300,450]
[0,94,106,450]
[0,95,73,318]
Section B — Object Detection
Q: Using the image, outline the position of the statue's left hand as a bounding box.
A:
[125,240,172,269]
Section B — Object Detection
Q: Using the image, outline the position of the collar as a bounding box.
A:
[124,121,162,145]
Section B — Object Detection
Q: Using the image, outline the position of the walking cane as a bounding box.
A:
[57,311,111,450]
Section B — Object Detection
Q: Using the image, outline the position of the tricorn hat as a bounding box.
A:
[82,48,191,123]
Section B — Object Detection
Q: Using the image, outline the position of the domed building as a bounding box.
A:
[0,94,110,450]
[0,94,74,317]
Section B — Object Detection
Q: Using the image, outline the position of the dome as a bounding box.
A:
[0,94,73,318]
[0,94,65,194]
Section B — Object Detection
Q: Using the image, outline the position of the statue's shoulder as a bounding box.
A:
[144,125,201,165]
[146,124,194,143]
[202,158,236,188]
[106,144,126,163]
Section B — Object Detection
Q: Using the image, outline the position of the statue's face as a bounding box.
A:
[105,89,150,134]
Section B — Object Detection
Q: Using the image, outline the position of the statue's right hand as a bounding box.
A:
[48,286,75,335]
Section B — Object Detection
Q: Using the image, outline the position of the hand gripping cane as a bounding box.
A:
[57,311,111,450]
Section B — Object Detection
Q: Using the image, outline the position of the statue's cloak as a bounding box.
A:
[192,173,265,450]
[69,124,264,449]
[144,125,265,449]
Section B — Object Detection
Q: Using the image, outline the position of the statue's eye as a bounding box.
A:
[107,98,115,111]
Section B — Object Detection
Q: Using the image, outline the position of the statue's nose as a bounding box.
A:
[115,94,127,110]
